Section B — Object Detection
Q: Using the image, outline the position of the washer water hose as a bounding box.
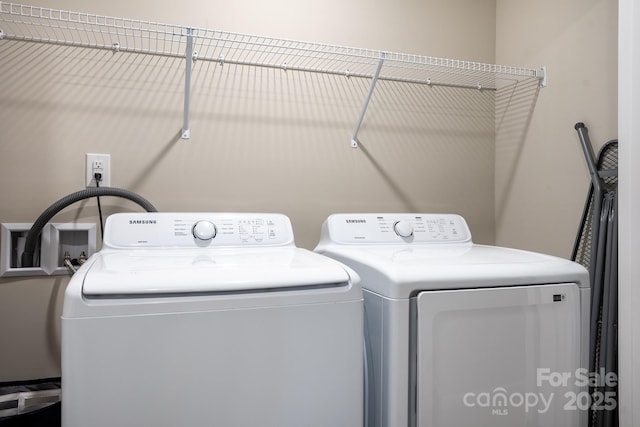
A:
[21,187,157,268]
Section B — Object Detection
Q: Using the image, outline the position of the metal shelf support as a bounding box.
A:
[182,28,194,139]
[351,53,385,148]
[539,66,548,88]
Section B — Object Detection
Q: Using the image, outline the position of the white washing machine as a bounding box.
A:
[62,212,363,427]
[315,213,590,427]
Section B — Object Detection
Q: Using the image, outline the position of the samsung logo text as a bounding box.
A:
[129,220,157,225]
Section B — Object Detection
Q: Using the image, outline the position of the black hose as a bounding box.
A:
[21,187,157,267]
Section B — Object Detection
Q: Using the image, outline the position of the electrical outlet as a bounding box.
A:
[86,153,111,187]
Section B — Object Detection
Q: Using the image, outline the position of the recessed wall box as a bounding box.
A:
[0,223,47,277]
[1,222,97,277]
[45,223,97,275]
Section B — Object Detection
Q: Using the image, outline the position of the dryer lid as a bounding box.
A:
[81,247,351,296]
[320,244,589,298]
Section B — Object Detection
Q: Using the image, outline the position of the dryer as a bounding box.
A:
[62,212,363,427]
[315,213,590,427]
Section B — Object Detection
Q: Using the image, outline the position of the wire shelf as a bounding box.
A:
[0,2,544,90]
[0,2,545,143]
[0,2,190,57]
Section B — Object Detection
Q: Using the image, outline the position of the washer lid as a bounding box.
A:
[81,247,351,296]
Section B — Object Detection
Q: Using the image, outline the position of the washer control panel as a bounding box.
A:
[322,213,472,244]
[103,213,294,248]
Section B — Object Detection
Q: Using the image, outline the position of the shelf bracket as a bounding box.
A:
[538,66,547,88]
[351,53,386,148]
[182,28,194,139]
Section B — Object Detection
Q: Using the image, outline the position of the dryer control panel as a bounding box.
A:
[320,213,472,245]
[103,213,295,248]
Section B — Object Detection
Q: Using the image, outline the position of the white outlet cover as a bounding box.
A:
[86,153,111,187]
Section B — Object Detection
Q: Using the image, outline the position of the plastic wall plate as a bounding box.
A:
[1,222,97,277]
[0,223,48,277]
[46,223,97,276]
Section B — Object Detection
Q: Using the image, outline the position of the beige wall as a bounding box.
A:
[495,0,618,257]
[1,0,498,381]
[0,0,619,384]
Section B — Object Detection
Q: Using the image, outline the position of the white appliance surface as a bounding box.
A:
[62,212,363,427]
[80,247,349,296]
[315,213,590,427]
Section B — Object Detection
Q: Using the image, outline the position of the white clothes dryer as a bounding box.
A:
[62,212,363,427]
[315,213,590,427]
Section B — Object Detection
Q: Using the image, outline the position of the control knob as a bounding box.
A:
[393,220,414,238]
[192,220,217,241]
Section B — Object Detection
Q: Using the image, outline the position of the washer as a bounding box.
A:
[62,212,363,427]
[315,213,590,427]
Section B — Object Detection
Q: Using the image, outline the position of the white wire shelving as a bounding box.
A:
[0,2,546,146]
